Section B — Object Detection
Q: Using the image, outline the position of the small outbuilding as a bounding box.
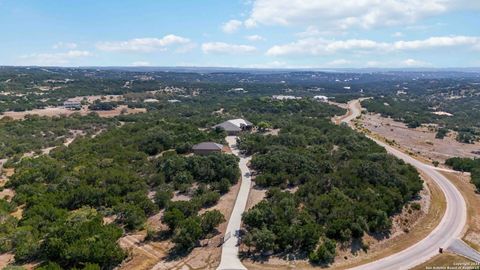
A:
[192,142,225,155]
[64,100,81,110]
[313,95,329,102]
[144,98,159,103]
[213,118,253,135]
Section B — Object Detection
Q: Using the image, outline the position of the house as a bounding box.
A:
[213,118,253,135]
[192,142,225,155]
[228,87,247,93]
[64,100,81,110]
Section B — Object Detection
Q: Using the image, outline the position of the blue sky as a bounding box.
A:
[1,0,479,68]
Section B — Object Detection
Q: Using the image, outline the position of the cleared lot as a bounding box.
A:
[362,113,480,163]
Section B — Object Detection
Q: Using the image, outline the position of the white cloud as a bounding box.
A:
[246,35,264,41]
[325,59,352,67]
[131,61,151,66]
[96,35,191,52]
[392,32,404,38]
[53,42,78,49]
[245,0,479,30]
[267,38,383,56]
[175,43,197,53]
[365,59,432,68]
[296,26,321,38]
[247,61,287,68]
[266,36,480,56]
[402,58,432,67]
[202,42,257,54]
[366,61,382,67]
[20,50,91,65]
[244,18,257,28]
[393,36,480,50]
[295,26,346,38]
[222,20,243,34]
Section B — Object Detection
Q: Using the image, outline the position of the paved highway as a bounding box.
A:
[344,100,468,269]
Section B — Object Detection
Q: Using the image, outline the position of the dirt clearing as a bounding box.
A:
[362,113,480,163]
[0,105,146,120]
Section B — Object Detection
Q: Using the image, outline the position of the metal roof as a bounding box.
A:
[214,121,242,132]
[213,118,252,132]
[192,142,224,151]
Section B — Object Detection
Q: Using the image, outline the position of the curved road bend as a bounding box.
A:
[217,136,251,270]
[343,100,468,270]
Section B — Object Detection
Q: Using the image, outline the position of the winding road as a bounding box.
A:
[343,100,472,269]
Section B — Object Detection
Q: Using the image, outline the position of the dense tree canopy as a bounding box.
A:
[0,111,237,267]
[238,101,423,265]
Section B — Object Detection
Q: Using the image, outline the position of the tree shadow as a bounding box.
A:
[146,229,172,242]
[368,230,392,241]
[164,246,193,262]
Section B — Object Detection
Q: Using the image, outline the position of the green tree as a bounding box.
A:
[309,238,336,265]
[41,213,125,269]
[114,203,146,230]
[200,210,225,236]
[257,121,272,132]
[162,208,185,230]
[172,217,202,252]
[247,227,277,253]
[154,189,173,209]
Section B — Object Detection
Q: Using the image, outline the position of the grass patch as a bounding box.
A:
[412,253,473,270]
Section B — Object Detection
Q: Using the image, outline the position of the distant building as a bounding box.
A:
[64,100,81,110]
[213,118,253,135]
[192,142,225,155]
[228,87,247,93]
[272,95,301,100]
[144,98,159,103]
[168,99,181,103]
[313,95,329,102]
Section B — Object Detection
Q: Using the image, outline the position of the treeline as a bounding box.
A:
[238,104,423,265]
[445,157,480,191]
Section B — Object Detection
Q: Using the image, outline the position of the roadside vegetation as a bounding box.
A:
[445,157,480,191]
[237,100,423,265]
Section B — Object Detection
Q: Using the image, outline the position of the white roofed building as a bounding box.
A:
[213,118,253,135]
